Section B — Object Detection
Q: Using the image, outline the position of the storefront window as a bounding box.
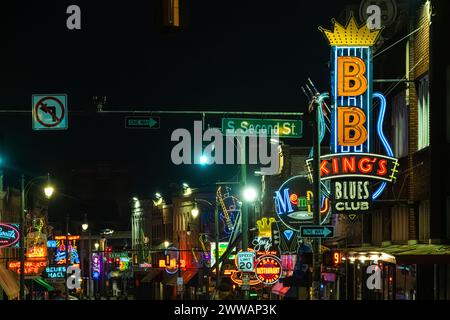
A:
[395,265,416,300]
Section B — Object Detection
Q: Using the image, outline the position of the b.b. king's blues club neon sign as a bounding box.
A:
[303,15,400,220]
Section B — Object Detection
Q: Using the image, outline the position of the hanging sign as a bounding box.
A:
[312,15,400,220]
[274,175,330,231]
[32,94,68,130]
[8,260,47,275]
[0,223,20,248]
[254,255,283,286]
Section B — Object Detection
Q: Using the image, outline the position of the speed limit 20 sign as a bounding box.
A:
[32,94,68,130]
[237,251,255,272]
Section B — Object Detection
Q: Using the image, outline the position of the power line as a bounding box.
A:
[373,19,430,59]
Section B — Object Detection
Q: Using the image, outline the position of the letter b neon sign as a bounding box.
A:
[338,57,368,97]
[338,107,368,146]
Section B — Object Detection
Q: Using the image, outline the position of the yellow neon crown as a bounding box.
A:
[319,15,382,47]
[256,217,276,238]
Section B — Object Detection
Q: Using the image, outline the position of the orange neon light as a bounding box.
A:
[337,56,368,96]
[333,251,342,266]
[337,107,368,146]
[158,259,186,268]
[8,260,47,275]
[26,245,47,259]
[55,235,80,241]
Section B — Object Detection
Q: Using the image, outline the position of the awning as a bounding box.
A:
[0,264,20,299]
[141,269,163,283]
[163,270,198,286]
[272,282,290,296]
[344,244,450,264]
[33,276,54,291]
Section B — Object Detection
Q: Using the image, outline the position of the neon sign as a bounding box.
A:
[254,255,283,285]
[0,223,20,248]
[275,175,330,231]
[8,260,47,275]
[306,153,399,183]
[55,236,80,265]
[217,186,241,236]
[92,253,101,279]
[45,266,66,279]
[312,15,399,219]
[210,242,236,267]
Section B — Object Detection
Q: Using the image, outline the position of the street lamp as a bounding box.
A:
[242,186,258,203]
[191,204,199,219]
[199,155,209,165]
[82,222,89,232]
[241,185,258,301]
[153,193,163,206]
[20,173,55,300]
[183,183,192,196]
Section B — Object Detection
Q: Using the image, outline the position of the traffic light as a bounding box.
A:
[115,258,120,270]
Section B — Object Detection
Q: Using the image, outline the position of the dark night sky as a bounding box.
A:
[0,0,360,230]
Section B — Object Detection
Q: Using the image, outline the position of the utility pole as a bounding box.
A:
[20,174,25,300]
[311,94,322,300]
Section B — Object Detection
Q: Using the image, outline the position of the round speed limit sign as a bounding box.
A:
[237,251,255,272]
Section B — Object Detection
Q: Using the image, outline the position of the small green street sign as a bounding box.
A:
[222,118,303,138]
[125,117,160,129]
[300,226,334,238]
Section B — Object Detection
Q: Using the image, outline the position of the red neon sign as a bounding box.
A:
[254,255,282,285]
[8,260,47,275]
[306,153,399,183]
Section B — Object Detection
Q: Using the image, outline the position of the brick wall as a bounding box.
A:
[406,2,431,241]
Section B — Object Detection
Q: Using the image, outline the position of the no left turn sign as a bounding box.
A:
[32,94,68,130]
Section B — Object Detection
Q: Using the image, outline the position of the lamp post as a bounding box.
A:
[65,214,69,301]
[20,173,54,300]
[310,93,323,300]
[242,186,258,300]
[191,198,215,299]
[81,214,90,299]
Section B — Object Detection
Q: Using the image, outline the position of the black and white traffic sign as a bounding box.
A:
[237,251,255,272]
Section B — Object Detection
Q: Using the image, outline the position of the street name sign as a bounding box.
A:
[237,251,255,272]
[32,94,68,130]
[125,116,160,129]
[300,226,334,238]
[222,118,303,138]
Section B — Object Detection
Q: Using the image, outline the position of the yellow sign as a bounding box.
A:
[319,15,381,47]
[256,217,276,238]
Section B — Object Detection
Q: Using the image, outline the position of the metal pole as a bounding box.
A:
[88,230,92,299]
[312,96,322,300]
[177,234,182,300]
[65,215,69,300]
[241,138,249,301]
[20,174,25,300]
[81,230,85,298]
[214,192,220,296]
